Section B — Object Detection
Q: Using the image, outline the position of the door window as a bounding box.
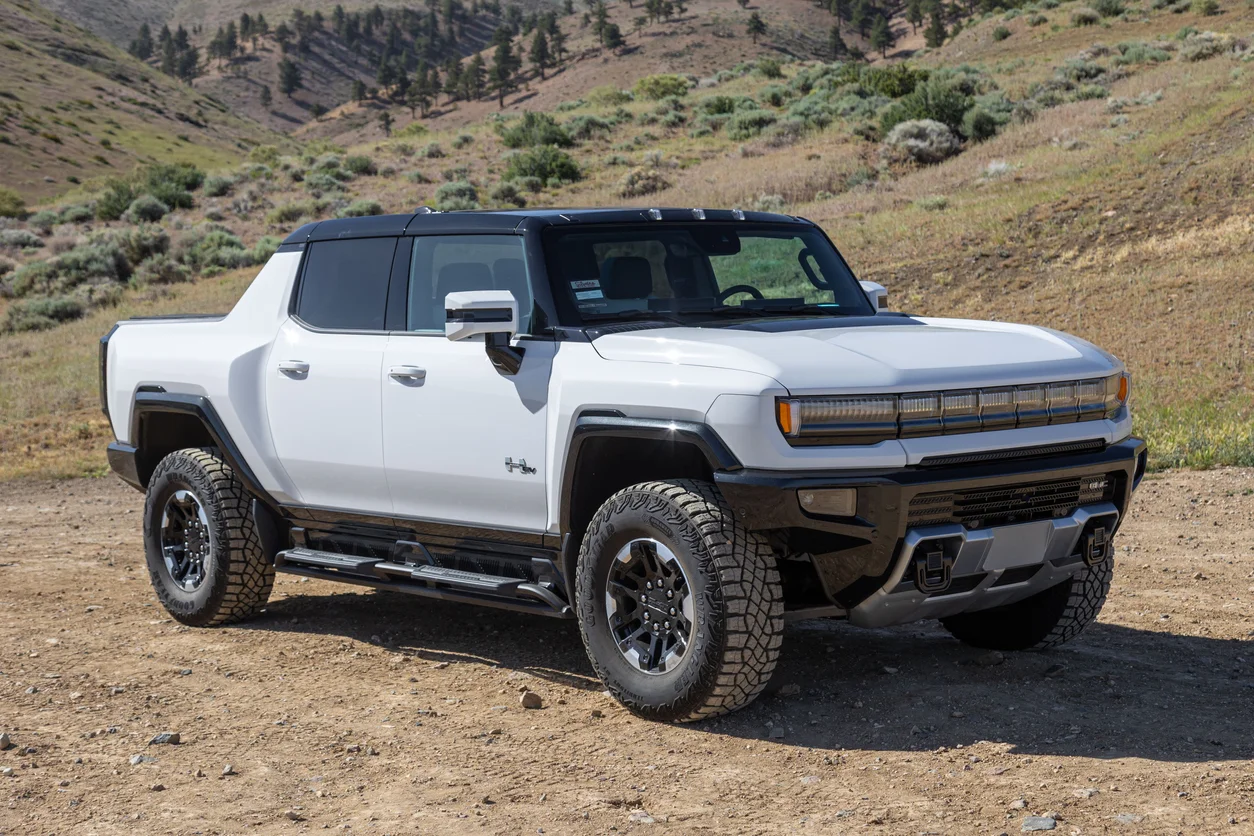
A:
[295,237,398,331]
[406,235,532,333]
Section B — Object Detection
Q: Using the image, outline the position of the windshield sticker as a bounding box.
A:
[575,289,604,300]
[571,279,600,290]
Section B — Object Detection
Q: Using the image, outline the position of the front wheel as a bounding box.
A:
[575,480,784,722]
[940,559,1113,651]
[143,448,274,627]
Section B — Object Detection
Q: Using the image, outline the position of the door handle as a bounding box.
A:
[277,360,310,375]
[388,365,427,381]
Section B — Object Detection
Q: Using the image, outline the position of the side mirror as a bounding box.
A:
[859,280,887,313]
[444,290,525,375]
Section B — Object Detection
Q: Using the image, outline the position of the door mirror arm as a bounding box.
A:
[485,332,525,375]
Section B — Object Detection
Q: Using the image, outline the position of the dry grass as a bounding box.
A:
[0,270,254,480]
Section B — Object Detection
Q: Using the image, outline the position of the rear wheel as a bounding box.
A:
[940,559,1113,651]
[143,448,274,627]
[575,479,783,722]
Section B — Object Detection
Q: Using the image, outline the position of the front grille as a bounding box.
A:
[909,473,1117,529]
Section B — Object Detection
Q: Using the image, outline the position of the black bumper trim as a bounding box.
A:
[106,442,142,491]
[715,437,1147,606]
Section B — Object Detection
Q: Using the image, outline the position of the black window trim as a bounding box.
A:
[288,234,401,335]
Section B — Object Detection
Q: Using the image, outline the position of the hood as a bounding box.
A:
[589,317,1121,393]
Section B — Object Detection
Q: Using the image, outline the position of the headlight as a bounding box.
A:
[777,372,1130,445]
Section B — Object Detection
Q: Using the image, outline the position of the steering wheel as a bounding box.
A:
[717,284,765,304]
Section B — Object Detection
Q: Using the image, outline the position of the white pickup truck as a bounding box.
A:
[100,208,1145,721]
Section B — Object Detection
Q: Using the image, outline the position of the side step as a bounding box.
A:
[275,548,572,618]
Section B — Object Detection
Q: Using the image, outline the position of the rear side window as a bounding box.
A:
[295,237,398,330]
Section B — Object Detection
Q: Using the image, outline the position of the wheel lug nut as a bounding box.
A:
[664,621,670,629]
[666,590,673,599]
[669,608,676,616]
[646,581,652,590]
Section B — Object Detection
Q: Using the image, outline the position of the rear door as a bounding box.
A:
[381,234,552,533]
[265,236,398,513]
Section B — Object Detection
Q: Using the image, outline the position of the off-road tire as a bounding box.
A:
[940,559,1113,651]
[575,479,783,722]
[143,448,274,627]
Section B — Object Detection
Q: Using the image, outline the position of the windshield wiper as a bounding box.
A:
[703,303,857,318]
[582,309,689,325]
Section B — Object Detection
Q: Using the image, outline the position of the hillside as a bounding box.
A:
[1,0,1252,480]
[297,0,856,147]
[0,0,287,203]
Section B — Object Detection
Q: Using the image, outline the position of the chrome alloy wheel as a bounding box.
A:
[159,489,211,592]
[604,538,694,675]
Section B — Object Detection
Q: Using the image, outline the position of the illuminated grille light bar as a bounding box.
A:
[779,374,1129,446]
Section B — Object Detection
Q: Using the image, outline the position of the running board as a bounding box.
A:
[275,547,572,618]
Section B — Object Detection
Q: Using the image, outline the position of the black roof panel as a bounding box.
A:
[281,207,810,244]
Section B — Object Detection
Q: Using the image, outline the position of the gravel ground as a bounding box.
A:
[1,470,1252,835]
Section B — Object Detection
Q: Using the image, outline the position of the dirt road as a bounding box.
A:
[2,470,1253,835]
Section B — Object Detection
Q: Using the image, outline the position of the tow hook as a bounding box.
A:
[913,546,954,594]
[1081,525,1113,567]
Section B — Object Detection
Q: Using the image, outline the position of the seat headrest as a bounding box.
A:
[601,256,654,300]
[492,258,528,296]
[437,262,494,302]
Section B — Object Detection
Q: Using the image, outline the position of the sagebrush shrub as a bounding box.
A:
[882,119,961,164]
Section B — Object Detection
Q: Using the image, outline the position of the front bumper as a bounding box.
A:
[715,437,1147,619]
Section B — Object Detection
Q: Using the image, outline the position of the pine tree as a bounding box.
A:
[444,58,463,102]
[176,46,200,82]
[603,22,624,49]
[870,15,894,57]
[550,26,568,62]
[463,53,486,99]
[129,23,153,60]
[746,11,766,43]
[489,39,516,107]
[906,0,924,33]
[406,79,427,116]
[379,110,393,135]
[924,9,946,47]
[850,0,869,37]
[278,58,302,97]
[828,23,847,58]
[260,84,272,108]
[529,29,551,79]
[593,2,609,44]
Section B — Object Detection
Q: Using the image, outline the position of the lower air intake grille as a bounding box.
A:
[909,473,1117,529]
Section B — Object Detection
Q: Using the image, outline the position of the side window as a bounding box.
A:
[295,237,397,331]
[407,235,532,333]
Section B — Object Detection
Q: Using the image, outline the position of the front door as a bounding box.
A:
[265,236,398,513]
[381,234,551,534]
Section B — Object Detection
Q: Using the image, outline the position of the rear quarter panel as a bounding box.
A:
[105,250,304,502]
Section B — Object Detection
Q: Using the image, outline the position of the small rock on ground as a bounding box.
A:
[0,733,10,749]
[978,651,1006,667]
[519,691,543,709]
[628,810,655,824]
[148,732,180,746]
[1022,816,1056,831]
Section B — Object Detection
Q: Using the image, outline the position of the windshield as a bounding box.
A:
[543,223,873,324]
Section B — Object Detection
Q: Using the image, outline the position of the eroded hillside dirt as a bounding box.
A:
[1,471,1252,834]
